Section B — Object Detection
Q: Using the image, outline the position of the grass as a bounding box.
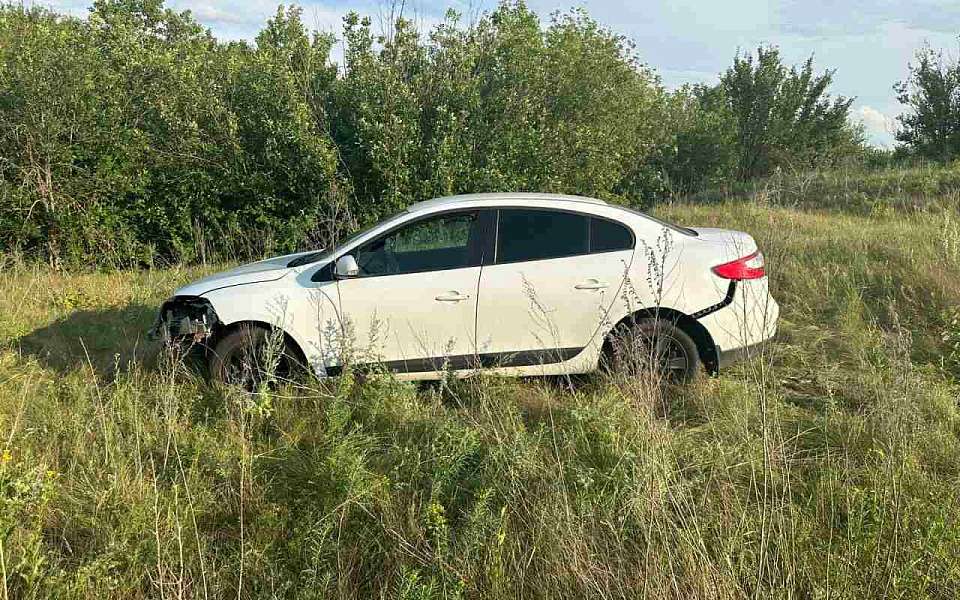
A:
[682,161,960,215]
[2,182,960,597]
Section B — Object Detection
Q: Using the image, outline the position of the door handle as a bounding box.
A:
[574,279,609,290]
[435,291,470,302]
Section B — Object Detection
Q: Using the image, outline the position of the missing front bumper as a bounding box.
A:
[148,296,220,343]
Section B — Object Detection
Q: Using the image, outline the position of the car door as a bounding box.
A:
[475,208,635,366]
[329,210,483,372]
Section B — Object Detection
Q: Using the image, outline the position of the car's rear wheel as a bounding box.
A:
[603,318,702,384]
[208,325,297,390]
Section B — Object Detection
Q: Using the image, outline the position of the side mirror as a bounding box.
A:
[334,254,360,279]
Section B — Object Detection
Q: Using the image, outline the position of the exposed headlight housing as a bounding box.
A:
[149,296,220,342]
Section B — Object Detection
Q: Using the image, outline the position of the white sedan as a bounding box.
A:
[151,193,779,386]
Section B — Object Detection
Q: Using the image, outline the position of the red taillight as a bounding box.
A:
[712,251,766,280]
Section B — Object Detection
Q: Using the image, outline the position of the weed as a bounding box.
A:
[2,180,960,597]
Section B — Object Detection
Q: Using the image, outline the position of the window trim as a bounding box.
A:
[312,209,484,282]
[486,207,635,266]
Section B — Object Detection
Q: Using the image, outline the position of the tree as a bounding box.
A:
[329,2,669,217]
[895,45,960,161]
[653,84,738,195]
[0,1,865,267]
[720,46,855,179]
[223,5,340,255]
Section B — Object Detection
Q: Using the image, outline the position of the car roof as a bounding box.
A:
[407,192,607,214]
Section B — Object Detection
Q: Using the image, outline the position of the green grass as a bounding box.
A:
[3,193,960,597]
[682,161,960,215]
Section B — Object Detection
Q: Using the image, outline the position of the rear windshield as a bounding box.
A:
[618,206,698,237]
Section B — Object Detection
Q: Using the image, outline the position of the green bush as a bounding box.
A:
[0,1,873,267]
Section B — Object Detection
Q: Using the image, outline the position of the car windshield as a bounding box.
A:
[286,209,410,268]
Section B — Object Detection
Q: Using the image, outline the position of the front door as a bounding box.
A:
[330,210,483,372]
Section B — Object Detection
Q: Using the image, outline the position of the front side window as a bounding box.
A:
[496,209,589,263]
[353,211,478,277]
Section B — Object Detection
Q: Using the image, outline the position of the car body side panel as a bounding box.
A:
[593,217,731,318]
[697,276,779,355]
[328,266,483,369]
[475,250,634,359]
[168,196,778,380]
[580,221,773,372]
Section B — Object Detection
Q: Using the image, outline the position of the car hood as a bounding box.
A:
[174,250,319,296]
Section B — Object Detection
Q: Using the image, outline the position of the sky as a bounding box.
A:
[35,0,960,146]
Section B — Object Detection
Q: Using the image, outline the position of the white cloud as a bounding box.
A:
[857,105,894,132]
[855,105,898,146]
[186,3,265,27]
[777,0,960,37]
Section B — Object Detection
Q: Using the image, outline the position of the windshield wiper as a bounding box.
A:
[287,250,327,268]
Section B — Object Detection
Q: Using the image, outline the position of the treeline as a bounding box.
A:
[0,0,923,266]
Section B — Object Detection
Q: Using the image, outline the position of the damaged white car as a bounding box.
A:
[151,193,779,387]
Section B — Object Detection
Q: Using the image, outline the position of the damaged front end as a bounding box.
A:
[149,296,221,345]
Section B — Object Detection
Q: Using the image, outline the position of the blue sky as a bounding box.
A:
[36,0,960,146]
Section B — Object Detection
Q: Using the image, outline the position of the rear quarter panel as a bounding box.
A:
[613,216,733,321]
[697,277,779,353]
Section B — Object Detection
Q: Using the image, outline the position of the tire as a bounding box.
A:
[208,325,297,390]
[603,318,702,384]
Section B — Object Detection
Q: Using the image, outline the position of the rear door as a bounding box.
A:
[475,208,635,366]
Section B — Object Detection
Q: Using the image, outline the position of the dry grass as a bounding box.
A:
[1,194,960,598]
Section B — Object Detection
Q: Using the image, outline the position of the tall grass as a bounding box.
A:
[680,161,960,215]
[2,193,960,597]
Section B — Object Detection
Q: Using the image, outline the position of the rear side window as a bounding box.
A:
[496,209,588,263]
[589,218,634,253]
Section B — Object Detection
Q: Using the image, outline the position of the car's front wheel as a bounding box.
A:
[603,318,702,384]
[208,325,297,390]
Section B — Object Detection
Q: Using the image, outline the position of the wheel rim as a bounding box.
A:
[223,346,262,391]
[652,334,690,381]
[221,336,292,391]
[614,329,691,383]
